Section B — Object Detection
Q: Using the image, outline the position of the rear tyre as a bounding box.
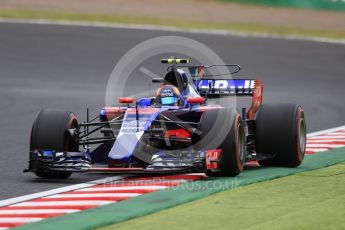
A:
[256,104,306,167]
[196,108,246,177]
[30,109,79,179]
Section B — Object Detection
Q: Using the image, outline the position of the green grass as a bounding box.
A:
[99,162,345,230]
[1,10,345,40]
[221,0,345,12]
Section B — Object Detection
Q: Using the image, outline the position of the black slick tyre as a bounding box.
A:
[256,104,306,167]
[30,109,79,179]
[196,108,246,177]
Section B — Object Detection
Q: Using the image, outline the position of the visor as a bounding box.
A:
[161,96,176,105]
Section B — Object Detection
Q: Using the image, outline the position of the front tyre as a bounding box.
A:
[256,104,306,167]
[196,108,246,177]
[30,109,79,179]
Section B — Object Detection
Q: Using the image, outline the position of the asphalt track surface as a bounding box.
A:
[0,22,344,200]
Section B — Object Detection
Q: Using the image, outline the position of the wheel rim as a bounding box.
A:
[64,114,79,151]
[237,123,246,165]
[298,117,306,154]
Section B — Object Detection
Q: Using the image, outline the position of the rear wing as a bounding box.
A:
[196,79,256,96]
[196,79,263,120]
[158,58,263,119]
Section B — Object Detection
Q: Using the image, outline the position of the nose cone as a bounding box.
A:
[108,131,144,160]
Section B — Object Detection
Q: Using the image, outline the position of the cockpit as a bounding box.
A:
[163,69,200,98]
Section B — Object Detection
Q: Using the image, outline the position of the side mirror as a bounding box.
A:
[119,97,134,104]
[187,97,205,104]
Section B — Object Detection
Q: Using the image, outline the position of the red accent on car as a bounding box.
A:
[164,129,191,139]
[187,97,205,104]
[119,97,134,104]
[206,149,222,170]
[127,108,160,115]
[198,106,223,112]
[103,107,125,113]
[102,107,125,121]
[198,66,205,77]
[246,80,263,119]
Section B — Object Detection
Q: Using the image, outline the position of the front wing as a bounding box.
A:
[24,149,223,174]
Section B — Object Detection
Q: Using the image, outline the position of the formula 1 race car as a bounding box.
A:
[25,57,307,178]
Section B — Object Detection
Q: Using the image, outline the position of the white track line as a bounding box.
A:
[307,140,345,143]
[306,144,344,148]
[0,18,344,45]
[0,217,42,223]
[0,175,127,208]
[183,173,206,176]
[0,210,79,214]
[306,148,329,152]
[307,125,345,137]
[79,185,167,192]
[324,132,345,135]
[10,201,114,207]
[47,193,141,198]
[308,136,345,139]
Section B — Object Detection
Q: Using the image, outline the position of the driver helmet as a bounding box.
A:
[156,85,182,106]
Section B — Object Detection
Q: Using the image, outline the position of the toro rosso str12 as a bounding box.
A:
[25,58,306,178]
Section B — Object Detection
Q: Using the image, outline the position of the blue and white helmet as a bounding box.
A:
[156,85,182,106]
